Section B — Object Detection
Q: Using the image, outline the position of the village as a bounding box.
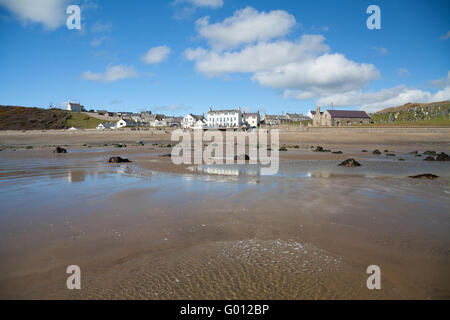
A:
[65,102,371,131]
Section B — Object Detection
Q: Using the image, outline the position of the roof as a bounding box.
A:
[187,114,204,120]
[68,102,81,107]
[310,111,323,115]
[286,113,302,117]
[170,117,183,123]
[264,114,280,120]
[243,112,259,117]
[326,110,370,119]
[99,123,115,128]
[120,119,135,124]
[208,108,240,114]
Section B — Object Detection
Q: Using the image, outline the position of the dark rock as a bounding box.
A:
[234,154,250,161]
[108,156,131,163]
[53,146,67,154]
[386,153,396,157]
[158,154,172,158]
[423,156,435,161]
[361,150,368,152]
[372,149,381,155]
[408,174,438,180]
[314,146,324,152]
[410,151,418,154]
[424,151,436,156]
[436,152,450,161]
[279,147,288,151]
[338,158,361,167]
[332,151,343,154]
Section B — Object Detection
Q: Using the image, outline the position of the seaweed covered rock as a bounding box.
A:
[53,146,67,154]
[338,158,361,167]
[436,152,450,161]
[423,156,435,161]
[408,174,438,180]
[108,156,131,163]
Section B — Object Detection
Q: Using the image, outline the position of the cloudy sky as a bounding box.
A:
[0,0,448,115]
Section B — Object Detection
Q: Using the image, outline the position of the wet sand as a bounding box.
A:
[0,129,449,299]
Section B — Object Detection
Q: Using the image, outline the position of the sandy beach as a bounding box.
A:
[0,127,449,299]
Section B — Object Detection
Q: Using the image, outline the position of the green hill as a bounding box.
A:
[371,101,450,125]
[0,105,116,130]
[0,105,70,130]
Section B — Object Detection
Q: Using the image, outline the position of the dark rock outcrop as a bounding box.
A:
[108,156,131,163]
[408,174,438,180]
[372,149,381,155]
[338,158,361,167]
[53,146,67,154]
[424,151,436,156]
[158,154,172,158]
[436,152,450,161]
[424,156,435,161]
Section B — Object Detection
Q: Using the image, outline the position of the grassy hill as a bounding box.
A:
[371,101,450,125]
[66,112,116,129]
[0,105,70,130]
[0,105,116,130]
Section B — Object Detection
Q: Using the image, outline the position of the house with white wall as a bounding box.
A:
[183,114,204,128]
[116,119,136,128]
[96,123,116,130]
[242,112,260,128]
[207,107,242,128]
[66,102,83,112]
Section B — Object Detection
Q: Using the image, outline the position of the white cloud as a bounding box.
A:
[440,30,450,40]
[254,53,379,95]
[142,46,171,64]
[316,80,450,113]
[0,0,69,29]
[90,36,107,47]
[184,6,448,112]
[430,70,450,88]
[91,21,112,33]
[371,46,388,55]
[82,65,138,82]
[174,0,223,9]
[195,7,296,49]
[397,68,409,77]
[185,35,330,76]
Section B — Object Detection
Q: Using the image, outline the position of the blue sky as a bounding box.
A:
[0,0,448,115]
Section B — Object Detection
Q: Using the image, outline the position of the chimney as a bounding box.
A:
[316,106,321,115]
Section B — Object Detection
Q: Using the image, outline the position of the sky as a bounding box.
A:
[0,0,449,116]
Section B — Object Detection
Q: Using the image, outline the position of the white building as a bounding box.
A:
[307,110,318,120]
[96,123,115,130]
[116,119,136,128]
[182,114,204,128]
[67,102,83,112]
[207,107,242,128]
[193,118,207,129]
[242,112,260,128]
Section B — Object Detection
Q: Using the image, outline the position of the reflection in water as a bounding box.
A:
[67,171,87,183]
[195,164,261,176]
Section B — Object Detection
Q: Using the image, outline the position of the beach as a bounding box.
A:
[0,127,449,299]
